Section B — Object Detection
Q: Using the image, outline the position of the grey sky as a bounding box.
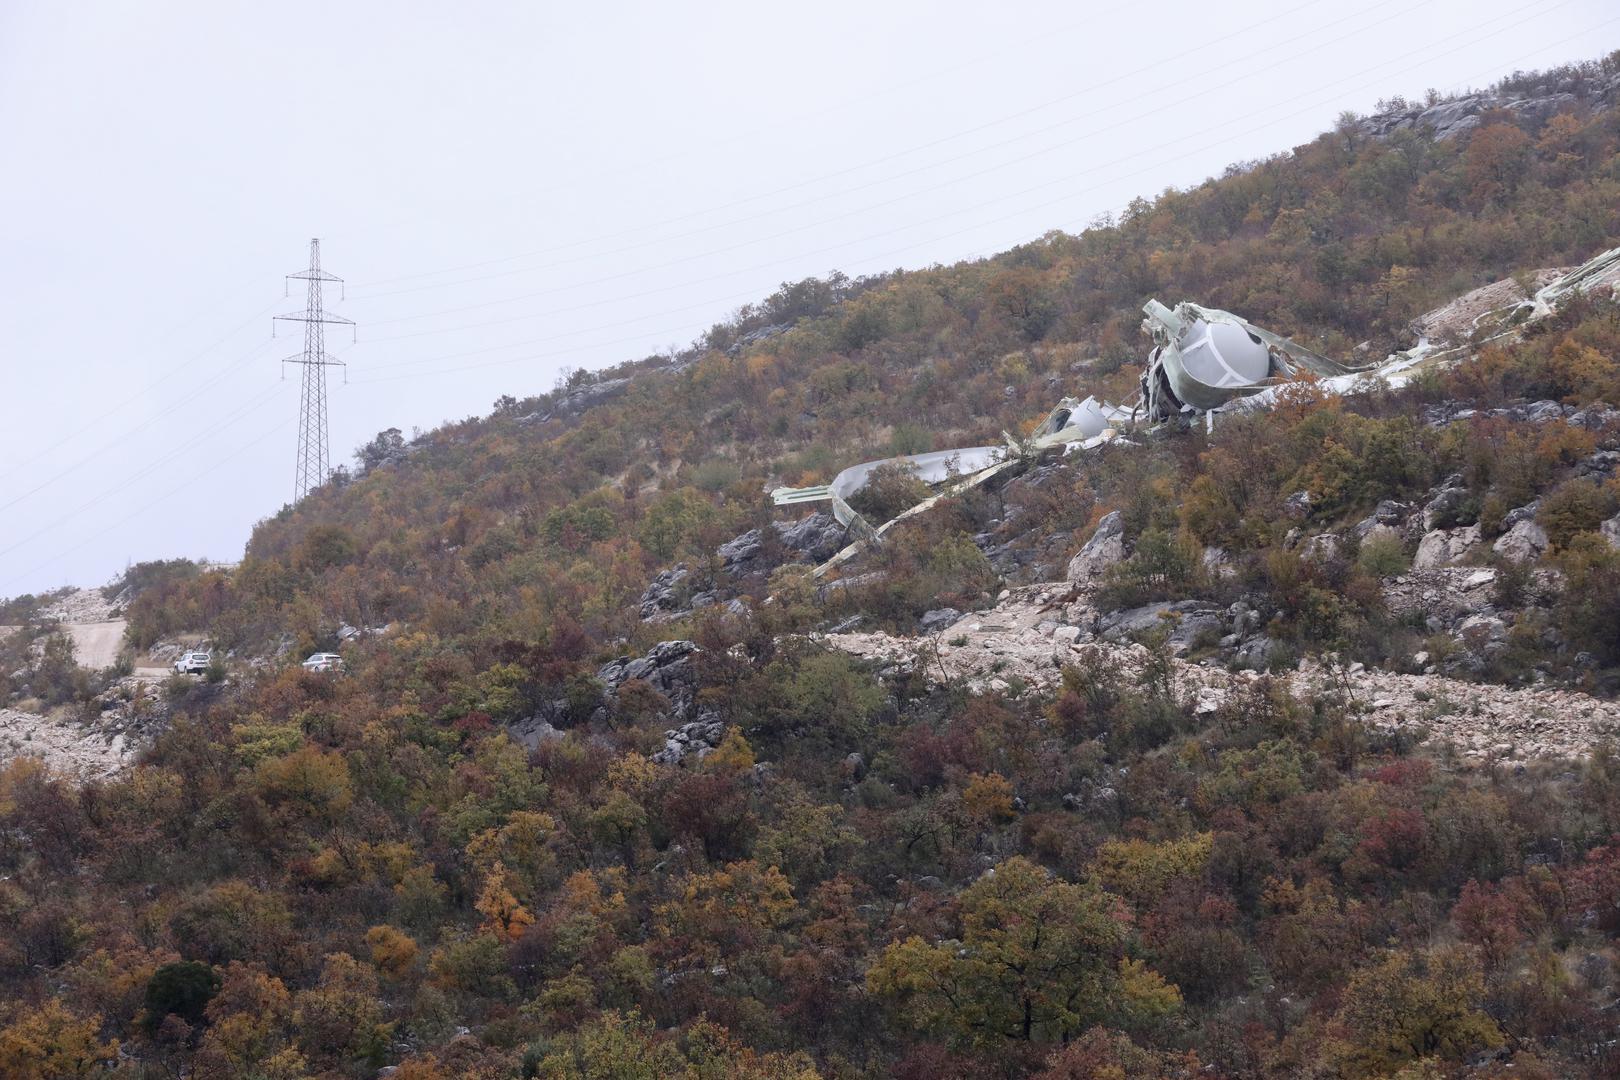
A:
[3,0,1617,599]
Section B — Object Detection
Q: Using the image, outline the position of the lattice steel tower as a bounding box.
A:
[275,239,354,501]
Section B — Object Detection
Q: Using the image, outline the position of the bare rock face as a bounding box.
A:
[1301,533,1343,564]
[1354,82,1605,143]
[1096,601,1225,657]
[774,511,845,563]
[1493,519,1549,564]
[1354,500,1418,541]
[1413,525,1482,570]
[1602,512,1620,551]
[1422,478,1473,530]
[1066,511,1127,583]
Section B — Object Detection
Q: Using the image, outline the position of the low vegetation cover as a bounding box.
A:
[5,56,1620,1078]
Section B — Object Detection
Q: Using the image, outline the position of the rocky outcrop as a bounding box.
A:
[639,565,693,621]
[37,587,118,624]
[1493,518,1549,564]
[1422,476,1473,530]
[597,639,699,718]
[1421,399,1620,432]
[507,716,564,752]
[1353,500,1418,541]
[1300,533,1343,564]
[0,681,169,781]
[1413,525,1482,569]
[1066,511,1127,583]
[1602,512,1620,550]
[533,377,631,422]
[639,512,846,622]
[1096,601,1224,656]
[775,511,846,563]
[652,715,727,765]
[1353,75,1616,143]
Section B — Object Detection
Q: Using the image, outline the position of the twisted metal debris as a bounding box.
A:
[772,246,1620,575]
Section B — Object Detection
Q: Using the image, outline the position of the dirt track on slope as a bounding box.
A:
[65,620,127,670]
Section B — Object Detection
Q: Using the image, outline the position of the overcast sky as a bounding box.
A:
[2,0,1617,599]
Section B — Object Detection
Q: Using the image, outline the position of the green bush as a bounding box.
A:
[1356,532,1410,578]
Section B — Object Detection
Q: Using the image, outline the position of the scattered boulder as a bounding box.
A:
[1354,500,1417,541]
[507,716,563,752]
[1574,449,1620,479]
[1234,636,1280,670]
[1602,512,1620,551]
[1282,491,1313,519]
[1423,476,1472,530]
[652,713,727,765]
[1097,601,1224,656]
[597,640,700,721]
[1301,533,1343,564]
[1493,518,1548,564]
[1066,511,1127,583]
[1413,525,1482,570]
[1457,613,1509,650]
[639,565,691,621]
[774,511,845,563]
[919,608,961,633]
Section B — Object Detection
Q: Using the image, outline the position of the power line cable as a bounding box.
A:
[0,298,282,483]
[353,0,1420,303]
[0,382,289,563]
[0,413,296,595]
[353,0,1565,332]
[348,0,1582,377]
[351,12,1617,385]
[0,336,279,514]
[345,0,1365,292]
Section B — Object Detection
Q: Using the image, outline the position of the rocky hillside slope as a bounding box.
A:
[5,52,1620,1080]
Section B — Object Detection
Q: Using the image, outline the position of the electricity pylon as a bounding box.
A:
[275,238,354,502]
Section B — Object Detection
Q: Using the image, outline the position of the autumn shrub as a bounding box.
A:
[845,461,931,523]
[1095,527,1205,610]
[1537,477,1618,549]
[1552,535,1620,667]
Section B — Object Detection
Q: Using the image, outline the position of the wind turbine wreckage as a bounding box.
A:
[771,246,1620,577]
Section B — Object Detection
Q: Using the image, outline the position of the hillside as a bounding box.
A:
[4,54,1620,1078]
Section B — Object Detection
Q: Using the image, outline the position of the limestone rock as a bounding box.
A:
[1354,500,1416,540]
[597,640,700,721]
[774,511,845,563]
[1493,519,1548,564]
[1423,478,1472,530]
[1301,533,1343,564]
[1066,511,1127,584]
[1413,525,1482,569]
[1602,512,1620,551]
[1097,601,1223,656]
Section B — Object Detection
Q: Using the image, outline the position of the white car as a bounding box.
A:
[301,652,345,673]
[173,651,212,675]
